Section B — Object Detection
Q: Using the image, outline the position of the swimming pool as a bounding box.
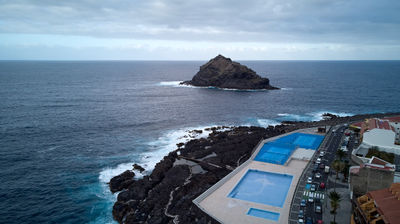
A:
[273,133,324,150]
[228,169,293,207]
[247,208,280,221]
[254,133,324,164]
[254,143,295,165]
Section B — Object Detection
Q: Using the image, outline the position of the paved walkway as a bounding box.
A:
[323,187,352,224]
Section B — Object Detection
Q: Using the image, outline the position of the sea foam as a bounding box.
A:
[277,111,354,122]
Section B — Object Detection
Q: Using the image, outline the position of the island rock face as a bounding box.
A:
[181,55,279,90]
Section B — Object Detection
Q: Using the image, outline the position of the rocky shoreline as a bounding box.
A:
[109,112,399,224]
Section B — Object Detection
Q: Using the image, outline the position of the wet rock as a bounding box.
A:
[109,170,135,193]
[132,163,145,173]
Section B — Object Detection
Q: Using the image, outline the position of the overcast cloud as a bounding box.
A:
[1,0,399,60]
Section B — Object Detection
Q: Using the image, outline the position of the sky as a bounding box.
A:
[1,0,400,60]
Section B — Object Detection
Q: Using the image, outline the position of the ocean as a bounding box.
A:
[0,60,399,223]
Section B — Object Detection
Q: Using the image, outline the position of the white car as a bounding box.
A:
[307,177,313,183]
[319,151,325,157]
[316,158,321,164]
[315,173,321,178]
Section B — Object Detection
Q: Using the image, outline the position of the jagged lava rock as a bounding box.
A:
[109,170,135,193]
[181,55,279,90]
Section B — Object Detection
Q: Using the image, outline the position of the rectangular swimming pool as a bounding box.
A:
[228,169,293,207]
[254,133,324,164]
[273,133,324,150]
[254,143,295,165]
[247,208,280,221]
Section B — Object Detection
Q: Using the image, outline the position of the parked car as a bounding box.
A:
[310,184,316,192]
[300,199,306,207]
[313,165,318,172]
[298,209,304,218]
[315,205,322,213]
[315,172,321,178]
[316,158,321,164]
[324,166,330,173]
[319,164,325,169]
[307,177,313,183]
[298,218,304,223]
[306,217,313,224]
[319,151,325,157]
[320,182,325,189]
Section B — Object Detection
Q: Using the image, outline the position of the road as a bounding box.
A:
[289,124,348,224]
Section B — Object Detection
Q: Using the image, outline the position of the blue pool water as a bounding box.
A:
[228,170,293,207]
[273,133,324,150]
[247,208,280,221]
[255,133,324,164]
[254,143,295,165]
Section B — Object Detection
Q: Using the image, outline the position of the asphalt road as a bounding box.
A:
[300,125,348,223]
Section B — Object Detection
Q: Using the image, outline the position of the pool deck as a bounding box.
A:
[193,128,325,224]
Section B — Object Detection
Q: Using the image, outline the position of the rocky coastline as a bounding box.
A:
[109,112,399,224]
[181,55,279,90]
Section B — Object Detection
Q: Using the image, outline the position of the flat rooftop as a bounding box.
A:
[193,128,325,224]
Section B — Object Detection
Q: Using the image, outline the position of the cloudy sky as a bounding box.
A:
[1,0,400,60]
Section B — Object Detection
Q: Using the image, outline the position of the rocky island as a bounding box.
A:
[181,55,279,90]
[109,112,399,224]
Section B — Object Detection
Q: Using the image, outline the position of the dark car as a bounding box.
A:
[319,164,325,169]
[300,199,306,207]
[315,205,322,213]
[313,164,319,172]
[306,217,313,224]
[298,209,304,218]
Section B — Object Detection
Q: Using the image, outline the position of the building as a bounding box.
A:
[352,183,400,224]
[351,116,400,155]
[349,156,395,199]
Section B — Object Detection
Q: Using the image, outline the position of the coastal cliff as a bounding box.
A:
[181,55,279,90]
[109,112,399,224]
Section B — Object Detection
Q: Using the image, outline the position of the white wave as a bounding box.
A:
[280,87,293,90]
[139,125,231,172]
[99,125,231,184]
[277,111,354,122]
[157,81,183,87]
[277,113,311,121]
[99,162,136,184]
[307,111,354,121]
[157,81,274,92]
[255,119,281,127]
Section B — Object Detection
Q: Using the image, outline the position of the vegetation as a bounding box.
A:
[342,162,351,182]
[329,191,342,224]
[331,160,345,190]
[336,149,346,161]
[366,146,394,163]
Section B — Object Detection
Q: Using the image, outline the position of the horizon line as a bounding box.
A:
[1,59,400,62]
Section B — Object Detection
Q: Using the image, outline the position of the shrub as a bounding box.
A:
[366,146,395,163]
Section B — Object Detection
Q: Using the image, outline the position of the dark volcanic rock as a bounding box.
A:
[132,163,145,173]
[109,170,135,193]
[181,54,279,90]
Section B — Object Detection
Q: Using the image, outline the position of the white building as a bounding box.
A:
[352,117,400,155]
